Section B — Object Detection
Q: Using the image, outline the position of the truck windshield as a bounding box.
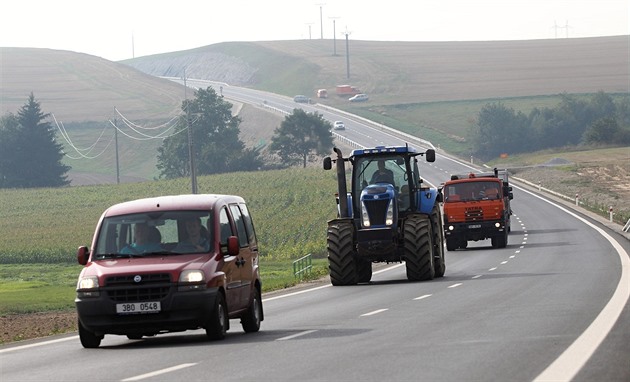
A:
[94,211,212,257]
[444,180,501,202]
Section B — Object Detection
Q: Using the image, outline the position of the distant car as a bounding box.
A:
[333,121,345,130]
[294,95,310,103]
[349,93,369,102]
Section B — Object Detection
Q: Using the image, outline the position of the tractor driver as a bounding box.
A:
[370,160,395,185]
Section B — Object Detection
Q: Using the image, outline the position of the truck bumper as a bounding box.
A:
[444,220,506,242]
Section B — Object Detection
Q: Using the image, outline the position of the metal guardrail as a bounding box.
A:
[293,253,313,279]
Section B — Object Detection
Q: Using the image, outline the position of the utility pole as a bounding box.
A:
[113,113,120,185]
[330,17,340,56]
[343,27,351,79]
[315,3,325,39]
[183,73,197,194]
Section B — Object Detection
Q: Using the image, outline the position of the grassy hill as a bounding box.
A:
[1,37,628,183]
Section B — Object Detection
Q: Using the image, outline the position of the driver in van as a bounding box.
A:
[175,217,209,252]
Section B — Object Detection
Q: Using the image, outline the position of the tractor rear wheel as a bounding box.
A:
[327,221,358,286]
[404,215,435,281]
[431,205,446,278]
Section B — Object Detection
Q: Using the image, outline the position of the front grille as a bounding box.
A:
[465,208,484,222]
[105,273,171,302]
[365,199,389,225]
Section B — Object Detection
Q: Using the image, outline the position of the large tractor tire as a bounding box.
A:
[356,258,373,283]
[430,205,446,278]
[403,215,435,281]
[327,221,358,286]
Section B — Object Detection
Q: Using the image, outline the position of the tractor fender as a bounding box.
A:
[416,188,439,215]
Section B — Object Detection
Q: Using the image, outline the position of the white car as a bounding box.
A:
[333,121,345,130]
[349,93,369,102]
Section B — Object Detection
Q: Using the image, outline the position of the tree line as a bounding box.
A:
[469,92,630,160]
[0,88,333,188]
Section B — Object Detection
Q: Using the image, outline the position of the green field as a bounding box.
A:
[0,168,337,315]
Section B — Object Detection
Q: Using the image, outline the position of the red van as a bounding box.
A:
[75,194,263,348]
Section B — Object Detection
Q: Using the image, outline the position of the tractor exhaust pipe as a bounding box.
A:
[333,147,349,218]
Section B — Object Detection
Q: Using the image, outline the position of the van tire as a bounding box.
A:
[79,319,102,348]
[206,292,228,340]
[241,287,263,333]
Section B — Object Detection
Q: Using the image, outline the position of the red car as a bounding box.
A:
[75,194,263,348]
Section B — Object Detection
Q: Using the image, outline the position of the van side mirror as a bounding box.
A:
[425,149,435,163]
[77,246,89,265]
[227,236,239,256]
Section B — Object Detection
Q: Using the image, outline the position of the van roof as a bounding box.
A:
[103,194,246,217]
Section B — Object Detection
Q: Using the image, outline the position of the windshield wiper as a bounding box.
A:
[95,253,143,259]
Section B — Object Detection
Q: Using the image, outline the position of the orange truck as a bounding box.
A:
[335,84,361,97]
[442,168,513,250]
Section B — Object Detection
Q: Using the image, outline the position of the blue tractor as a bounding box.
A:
[323,145,445,285]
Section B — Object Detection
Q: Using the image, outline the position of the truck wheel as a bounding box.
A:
[206,292,228,340]
[446,237,457,251]
[357,258,372,283]
[404,215,435,281]
[431,205,446,277]
[327,221,358,286]
[78,319,102,348]
[241,286,263,333]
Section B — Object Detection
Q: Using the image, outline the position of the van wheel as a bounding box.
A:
[241,287,263,333]
[78,319,102,348]
[206,292,228,340]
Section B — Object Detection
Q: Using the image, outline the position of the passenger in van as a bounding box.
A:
[175,217,210,253]
[120,223,163,254]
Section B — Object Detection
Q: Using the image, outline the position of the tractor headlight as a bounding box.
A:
[385,201,394,226]
[448,225,454,231]
[361,202,371,227]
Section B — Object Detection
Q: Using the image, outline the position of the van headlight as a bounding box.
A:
[178,270,206,291]
[77,276,100,297]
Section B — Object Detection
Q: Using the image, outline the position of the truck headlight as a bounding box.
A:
[178,270,206,291]
[77,276,100,297]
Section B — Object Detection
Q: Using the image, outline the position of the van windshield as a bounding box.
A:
[94,211,212,257]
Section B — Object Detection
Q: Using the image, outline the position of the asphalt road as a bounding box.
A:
[2,81,628,382]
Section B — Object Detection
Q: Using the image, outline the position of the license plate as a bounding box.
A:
[468,224,482,229]
[116,301,161,314]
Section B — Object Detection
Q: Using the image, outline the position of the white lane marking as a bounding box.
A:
[472,275,482,279]
[277,330,317,341]
[264,264,404,302]
[121,363,197,381]
[448,283,463,288]
[509,255,515,259]
[489,267,497,271]
[0,336,76,353]
[414,294,432,300]
[361,309,388,317]
[511,186,630,382]
[501,261,508,265]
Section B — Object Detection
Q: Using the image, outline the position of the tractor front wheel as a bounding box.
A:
[404,215,435,281]
[327,221,358,286]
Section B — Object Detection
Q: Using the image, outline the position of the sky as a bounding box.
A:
[0,0,627,61]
